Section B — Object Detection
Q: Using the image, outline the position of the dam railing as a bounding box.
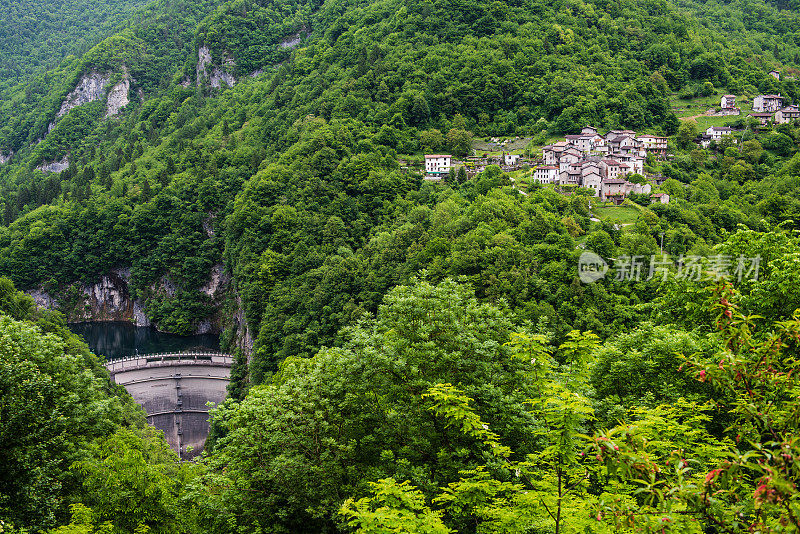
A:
[104,351,234,372]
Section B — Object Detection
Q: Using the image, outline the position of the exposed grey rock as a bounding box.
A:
[195,319,213,334]
[279,33,302,49]
[56,72,111,119]
[233,291,254,358]
[0,151,11,164]
[161,276,177,298]
[197,45,236,87]
[210,68,236,88]
[196,45,213,85]
[36,156,69,173]
[105,77,130,117]
[202,217,216,237]
[28,289,58,310]
[28,264,233,335]
[132,299,150,326]
[111,266,132,282]
[200,264,229,297]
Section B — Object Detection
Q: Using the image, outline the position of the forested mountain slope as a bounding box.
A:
[0,0,147,86]
[0,0,798,380]
[3,0,800,532]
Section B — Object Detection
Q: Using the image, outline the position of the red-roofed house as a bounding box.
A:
[534,165,559,184]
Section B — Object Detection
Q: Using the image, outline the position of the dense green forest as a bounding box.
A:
[0,0,147,86]
[2,0,800,530]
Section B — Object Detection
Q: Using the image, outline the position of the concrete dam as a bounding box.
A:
[104,352,232,459]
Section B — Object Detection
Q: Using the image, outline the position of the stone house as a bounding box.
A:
[542,141,570,165]
[600,178,628,201]
[581,170,602,194]
[606,133,641,155]
[651,192,670,204]
[748,112,773,126]
[753,94,784,113]
[563,163,582,185]
[601,159,624,179]
[774,105,800,124]
[558,149,582,172]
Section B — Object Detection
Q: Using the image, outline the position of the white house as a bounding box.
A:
[774,105,800,124]
[637,135,668,157]
[424,154,452,176]
[533,165,559,184]
[504,153,521,166]
[753,94,784,113]
[626,155,645,175]
[706,126,733,141]
[721,94,736,109]
[770,70,781,80]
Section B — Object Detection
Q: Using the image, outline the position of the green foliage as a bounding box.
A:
[0,278,147,531]
[72,427,197,534]
[340,479,452,534]
[589,281,800,531]
[0,0,145,85]
[194,278,537,532]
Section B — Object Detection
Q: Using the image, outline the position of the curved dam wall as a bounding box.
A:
[105,354,232,459]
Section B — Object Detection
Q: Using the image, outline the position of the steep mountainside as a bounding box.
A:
[0,0,147,86]
[0,0,798,376]
[5,1,800,532]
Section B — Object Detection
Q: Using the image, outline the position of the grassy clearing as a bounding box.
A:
[592,205,640,225]
[472,137,532,154]
[671,91,755,128]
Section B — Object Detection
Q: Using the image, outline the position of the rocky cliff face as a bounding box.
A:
[56,72,111,119]
[27,265,235,336]
[233,291,254,356]
[279,33,303,49]
[28,268,150,325]
[36,156,69,173]
[196,45,236,88]
[105,77,130,117]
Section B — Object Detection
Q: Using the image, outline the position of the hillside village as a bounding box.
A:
[425,126,669,203]
[423,91,799,205]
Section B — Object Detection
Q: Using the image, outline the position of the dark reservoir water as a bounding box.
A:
[68,321,220,360]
